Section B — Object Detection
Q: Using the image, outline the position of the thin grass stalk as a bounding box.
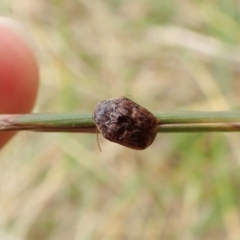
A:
[1,111,240,133]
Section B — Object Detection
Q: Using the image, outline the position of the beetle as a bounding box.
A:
[93,97,158,150]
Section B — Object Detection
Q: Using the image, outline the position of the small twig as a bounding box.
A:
[1,111,240,133]
[0,113,94,132]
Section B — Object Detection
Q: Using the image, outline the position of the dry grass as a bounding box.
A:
[1,0,240,239]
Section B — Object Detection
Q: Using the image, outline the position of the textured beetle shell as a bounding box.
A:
[93,97,158,150]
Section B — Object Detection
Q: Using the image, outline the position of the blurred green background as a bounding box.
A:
[1,0,240,239]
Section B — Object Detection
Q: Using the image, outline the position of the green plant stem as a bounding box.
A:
[0,113,95,133]
[1,111,240,133]
[154,111,240,124]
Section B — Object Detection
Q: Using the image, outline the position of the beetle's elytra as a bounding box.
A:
[93,97,158,150]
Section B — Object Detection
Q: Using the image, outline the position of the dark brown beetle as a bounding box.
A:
[93,97,158,150]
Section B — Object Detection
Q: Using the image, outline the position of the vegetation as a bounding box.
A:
[1,0,240,239]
